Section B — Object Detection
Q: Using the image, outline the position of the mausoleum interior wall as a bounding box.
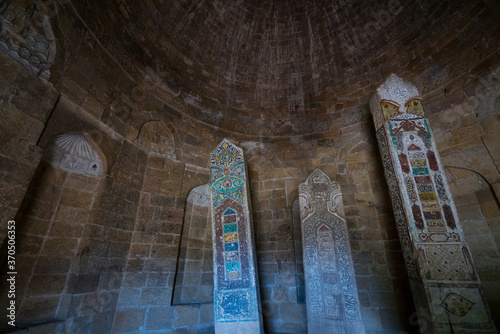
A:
[1,0,500,333]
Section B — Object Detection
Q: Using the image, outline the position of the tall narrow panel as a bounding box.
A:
[210,139,264,334]
[370,74,497,334]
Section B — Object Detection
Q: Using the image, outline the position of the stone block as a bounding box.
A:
[451,123,485,144]
[99,270,123,290]
[272,286,289,302]
[112,309,146,333]
[370,292,397,309]
[141,288,172,306]
[34,256,71,274]
[117,288,141,308]
[18,296,60,322]
[67,274,100,294]
[122,272,148,288]
[379,308,406,331]
[91,311,115,333]
[174,305,199,327]
[49,221,85,238]
[146,307,175,330]
[15,234,44,255]
[279,303,306,322]
[151,245,178,259]
[27,274,66,297]
[360,307,382,331]
[476,188,500,219]
[41,237,78,257]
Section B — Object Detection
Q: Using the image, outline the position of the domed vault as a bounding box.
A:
[73,0,499,136]
[1,0,500,333]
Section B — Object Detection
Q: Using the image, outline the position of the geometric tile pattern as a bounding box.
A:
[223,208,241,280]
[440,293,475,317]
[210,139,263,332]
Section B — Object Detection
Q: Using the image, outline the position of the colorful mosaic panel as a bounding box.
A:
[224,223,237,233]
[226,262,241,272]
[212,185,244,207]
[427,151,438,171]
[212,175,245,194]
[224,208,236,215]
[412,204,424,230]
[210,142,243,169]
[423,211,442,220]
[216,289,256,321]
[410,159,427,168]
[225,242,239,252]
[371,76,496,331]
[221,207,242,279]
[427,220,446,232]
[412,167,429,175]
[213,198,251,290]
[419,192,437,201]
[224,232,238,242]
[388,118,460,238]
[381,100,400,120]
[225,252,238,261]
[376,127,418,279]
[414,175,432,184]
[210,140,262,328]
[417,184,434,193]
[399,153,410,173]
[211,141,246,207]
[405,98,424,116]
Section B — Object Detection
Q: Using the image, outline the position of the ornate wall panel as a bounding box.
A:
[210,139,264,334]
[299,169,365,334]
[370,74,497,333]
[43,133,103,176]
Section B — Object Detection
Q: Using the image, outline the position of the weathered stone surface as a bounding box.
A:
[112,309,146,333]
[210,139,264,333]
[299,168,365,334]
[370,74,497,333]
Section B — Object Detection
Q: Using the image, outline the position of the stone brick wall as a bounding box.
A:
[0,53,59,245]
[424,66,500,326]
[172,185,213,306]
[0,0,499,333]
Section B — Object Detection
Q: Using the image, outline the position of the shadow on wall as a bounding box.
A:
[172,184,213,306]
[445,166,500,328]
[0,133,107,332]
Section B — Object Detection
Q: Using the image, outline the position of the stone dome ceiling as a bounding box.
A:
[73,0,500,136]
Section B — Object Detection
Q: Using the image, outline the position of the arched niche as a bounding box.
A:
[43,133,105,176]
[134,120,176,159]
[172,184,213,305]
[1,133,105,329]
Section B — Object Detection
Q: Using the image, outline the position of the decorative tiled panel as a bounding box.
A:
[216,289,258,322]
[209,139,263,333]
[213,198,250,290]
[387,112,463,245]
[299,169,365,333]
[370,74,497,333]
[43,133,103,177]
